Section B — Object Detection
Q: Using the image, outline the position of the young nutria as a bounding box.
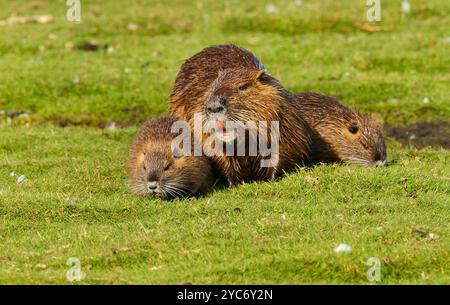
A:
[296,92,387,167]
[169,44,311,184]
[128,116,218,199]
[169,44,264,122]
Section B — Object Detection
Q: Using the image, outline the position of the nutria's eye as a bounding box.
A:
[164,164,171,171]
[349,123,359,134]
[238,83,251,91]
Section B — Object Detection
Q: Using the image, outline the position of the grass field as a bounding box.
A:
[0,0,449,284]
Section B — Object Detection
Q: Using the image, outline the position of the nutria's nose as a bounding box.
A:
[206,104,224,113]
[206,96,226,114]
[373,150,387,167]
[374,160,387,167]
[147,181,158,190]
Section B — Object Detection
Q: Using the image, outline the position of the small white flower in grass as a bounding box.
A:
[9,171,16,177]
[18,113,29,119]
[422,97,430,104]
[73,76,80,84]
[445,37,450,43]
[402,0,411,13]
[295,0,302,7]
[17,175,26,185]
[106,122,117,132]
[334,243,352,253]
[266,4,278,14]
[427,233,439,240]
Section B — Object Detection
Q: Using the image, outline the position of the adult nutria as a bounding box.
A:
[128,116,218,199]
[296,92,387,167]
[199,68,311,184]
[169,44,311,184]
[169,44,264,122]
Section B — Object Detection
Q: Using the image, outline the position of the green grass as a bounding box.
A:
[0,0,449,284]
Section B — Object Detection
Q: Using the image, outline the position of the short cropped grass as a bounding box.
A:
[0,0,449,284]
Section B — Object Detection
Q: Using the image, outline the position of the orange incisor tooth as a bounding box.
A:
[216,120,225,130]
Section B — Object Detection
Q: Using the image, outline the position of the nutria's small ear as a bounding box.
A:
[256,69,273,85]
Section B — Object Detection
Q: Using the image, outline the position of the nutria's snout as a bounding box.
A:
[206,95,226,114]
[373,147,388,167]
[142,171,165,197]
[205,95,228,121]
[146,179,161,192]
[371,133,388,167]
[374,160,387,167]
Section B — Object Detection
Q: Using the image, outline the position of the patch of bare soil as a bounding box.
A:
[385,121,450,149]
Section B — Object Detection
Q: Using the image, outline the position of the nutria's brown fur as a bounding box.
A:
[128,116,218,199]
[202,68,312,183]
[169,44,311,184]
[170,44,264,122]
[296,92,387,167]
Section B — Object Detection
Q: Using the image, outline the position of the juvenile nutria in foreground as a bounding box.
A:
[297,92,387,167]
[170,44,311,184]
[128,116,218,199]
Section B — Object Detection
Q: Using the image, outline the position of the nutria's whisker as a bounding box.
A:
[163,185,181,197]
[161,186,175,199]
[346,157,372,167]
[165,184,192,198]
[131,182,147,195]
[165,186,187,199]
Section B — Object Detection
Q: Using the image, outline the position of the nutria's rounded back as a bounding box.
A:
[297,92,387,167]
[128,116,218,199]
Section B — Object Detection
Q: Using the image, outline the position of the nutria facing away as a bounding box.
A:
[296,92,387,167]
[128,116,218,199]
[169,45,311,184]
[170,44,264,122]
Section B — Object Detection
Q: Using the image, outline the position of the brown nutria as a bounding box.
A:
[180,70,311,184]
[128,116,218,199]
[296,92,387,167]
[169,44,264,122]
[169,45,311,184]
